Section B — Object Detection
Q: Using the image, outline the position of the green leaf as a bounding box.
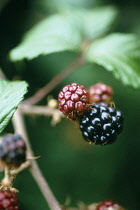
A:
[86,33,140,88]
[9,6,118,62]
[61,5,118,39]
[0,80,28,133]
[9,15,82,61]
[41,0,100,10]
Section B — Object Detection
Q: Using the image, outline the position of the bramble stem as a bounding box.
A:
[12,109,62,210]
[19,104,63,117]
[0,54,85,209]
[10,161,31,176]
[23,55,85,105]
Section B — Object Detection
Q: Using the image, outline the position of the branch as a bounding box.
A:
[0,67,62,209]
[10,160,31,176]
[19,104,63,117]
[23,55,85,105]
[12,109,62,210]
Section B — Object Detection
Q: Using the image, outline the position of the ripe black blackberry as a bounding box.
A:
[89,82,113,103]
[58,83,90,120]
[0,190,20,209]
[0,134,27,168]
[79,103,124,145]
[97,200,123,210]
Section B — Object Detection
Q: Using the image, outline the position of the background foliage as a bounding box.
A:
[0,0,140,209]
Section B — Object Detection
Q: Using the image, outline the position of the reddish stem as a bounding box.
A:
[23,55,85,105]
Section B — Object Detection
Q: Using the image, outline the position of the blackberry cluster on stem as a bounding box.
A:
[0,134,27,168]
[58,82,124,145]
[0,134,27,209]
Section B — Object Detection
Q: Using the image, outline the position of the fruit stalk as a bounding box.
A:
[19,104,63,117]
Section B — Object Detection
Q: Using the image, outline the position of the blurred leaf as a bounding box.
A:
[62,5,118,39]
[9,6,118,61]
[0,80,28,133]
[0,0,10,13]
[33,0,102,12]
[9,15,82,61]
[86,33,140,88]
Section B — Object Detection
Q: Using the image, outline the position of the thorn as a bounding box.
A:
[102,141,108,145]
[27,156,41,160]
[10,187,19,193]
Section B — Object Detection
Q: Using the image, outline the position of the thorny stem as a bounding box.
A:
[12,109,62,210]
[1,54,85,209]
[10,160,31,176]
[0,66,63,210]
[23,55,85,105]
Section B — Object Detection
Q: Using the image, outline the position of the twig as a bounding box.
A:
[0,54,85,209]
[12,109,62,210]
[1,64,63,210]
[23,55,85,105]
[19,104,63,117]
[10,160,31,176]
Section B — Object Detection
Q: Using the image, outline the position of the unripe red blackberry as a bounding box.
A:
[79,103,124,145]
[58,83,90,120]
[89,83,113,103]
[97,200,123,210]
[0,134,27,168]
[0,190,20,209]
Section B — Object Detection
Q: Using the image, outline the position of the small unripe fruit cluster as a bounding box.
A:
[97,200,123,210]
[0,134,27,168]
[80,103,124,145]
[89,83,113,103]
[0,190,19,210]
[58,83,90,120]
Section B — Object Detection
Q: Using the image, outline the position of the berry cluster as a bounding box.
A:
[58,83,90,120]
[0,134,27,168]
[97,200,123,210]
[58,82,124,145]
[89,83,113,103]
[79,103,124,145]
[0,190,19,210]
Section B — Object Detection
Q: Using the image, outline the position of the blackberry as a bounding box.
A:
[0,134,27,168]
[89,83,113,103]
[58,83,90,120]
[0,190,20,210]
[97,200,123,210]
[79,103,124,145]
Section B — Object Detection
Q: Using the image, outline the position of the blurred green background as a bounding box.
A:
[0,0,140,209]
